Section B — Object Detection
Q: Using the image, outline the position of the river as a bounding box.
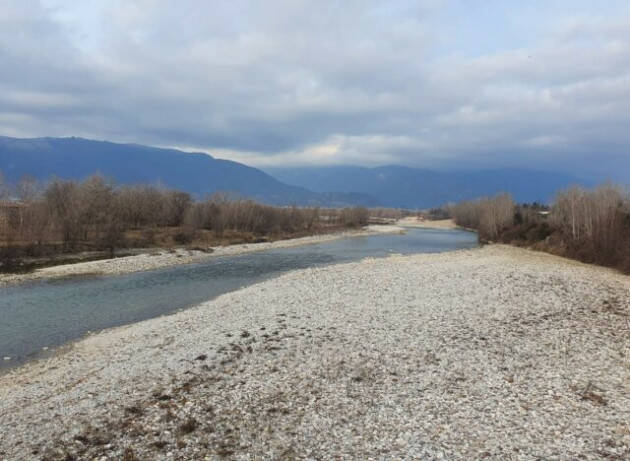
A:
[0,227,477,369]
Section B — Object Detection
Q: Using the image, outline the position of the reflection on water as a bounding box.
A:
[0,228,477,368]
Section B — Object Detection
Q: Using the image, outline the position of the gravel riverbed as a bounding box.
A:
[1,245,629,460]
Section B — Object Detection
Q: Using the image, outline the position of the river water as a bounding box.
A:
[0,227,477,369]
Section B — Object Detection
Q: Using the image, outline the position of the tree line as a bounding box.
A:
[450,183,630,273]
[0,173,369,271]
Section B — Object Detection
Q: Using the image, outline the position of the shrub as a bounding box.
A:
[451,183,630,273]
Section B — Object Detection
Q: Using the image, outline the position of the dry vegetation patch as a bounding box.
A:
[0,174,371,273]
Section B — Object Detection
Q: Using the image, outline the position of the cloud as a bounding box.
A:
[1,0,630,180]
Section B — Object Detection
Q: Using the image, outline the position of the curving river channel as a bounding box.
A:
[0,227,477,369]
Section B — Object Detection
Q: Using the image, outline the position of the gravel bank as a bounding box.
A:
[1,245,629,460]
[397,217,460,230]
[0,225,402,286]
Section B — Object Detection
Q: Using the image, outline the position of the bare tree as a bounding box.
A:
[44,178,82,249]
[162,190,192,227]
[551,186,586,240]
[480,193,515,241]
[16,175,39,202]
[451,193,515,241]
[0,170,9,201]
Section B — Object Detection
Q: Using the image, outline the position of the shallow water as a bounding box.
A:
[0,227,477,369]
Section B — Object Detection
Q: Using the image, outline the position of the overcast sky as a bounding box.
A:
[1,1,629,179]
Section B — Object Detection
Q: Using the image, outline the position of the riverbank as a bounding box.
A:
[0,224,403,286]
[1,245,628,460]
[397,217,460,230]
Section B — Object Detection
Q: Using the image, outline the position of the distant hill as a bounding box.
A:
[0,136,378,206]
[265,165,590,208]
[1,136,590,209]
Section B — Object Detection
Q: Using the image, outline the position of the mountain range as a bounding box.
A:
[265,165,589,208]
[0,136,588,208]
[0,136,367,206]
